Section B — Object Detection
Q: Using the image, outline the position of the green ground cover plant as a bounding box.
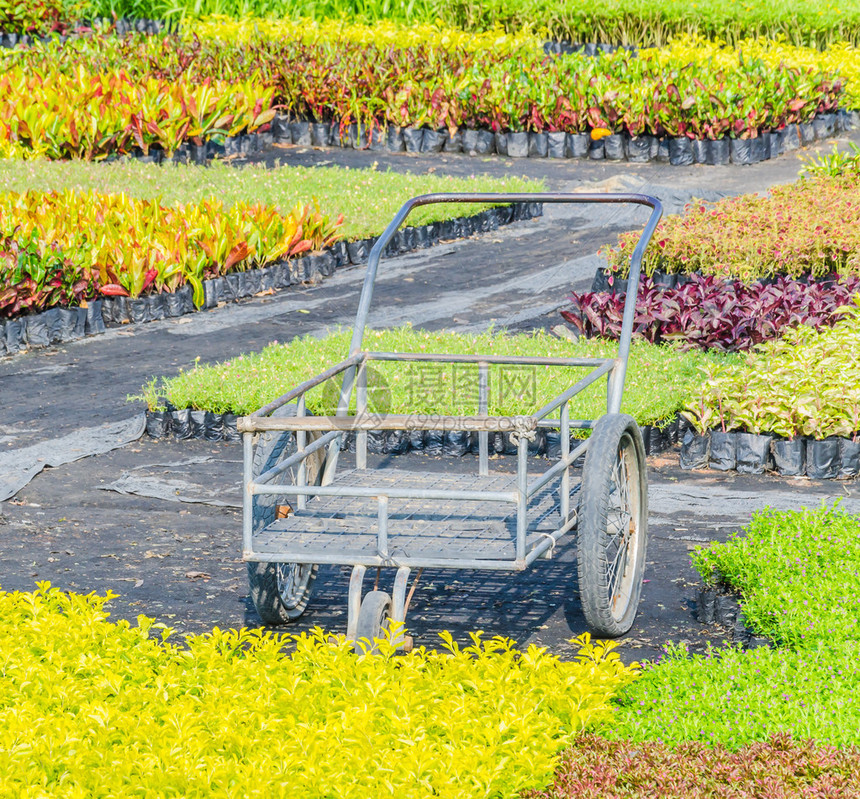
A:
[604,504,860,750]
[606,174,860,283]
[80,0,860,48]
[132,326,733,425]
[683,299,860,438]
[0,582,637,797]
[0,159,540,241]
[692,504,860,648]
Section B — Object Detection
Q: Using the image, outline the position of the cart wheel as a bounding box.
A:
[354,591,392,653]
[248,403,325,626]
[577,413,648,638]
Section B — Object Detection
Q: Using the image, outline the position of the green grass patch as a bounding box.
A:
[131,327,732,425]
[0,159,543,241]
[0,583,636,797]
[609,504,860,749]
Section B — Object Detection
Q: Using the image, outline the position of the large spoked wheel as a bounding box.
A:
[577,413,648,638]
[353,591,392,654]
[248,403,326,625]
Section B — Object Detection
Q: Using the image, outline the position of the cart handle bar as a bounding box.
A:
[342,192,662,416]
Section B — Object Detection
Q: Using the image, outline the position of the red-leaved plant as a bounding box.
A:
[560,273,860,352]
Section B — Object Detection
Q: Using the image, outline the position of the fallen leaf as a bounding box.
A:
[185,570,211,580]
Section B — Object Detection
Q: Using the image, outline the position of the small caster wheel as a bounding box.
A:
[354,590,392,653]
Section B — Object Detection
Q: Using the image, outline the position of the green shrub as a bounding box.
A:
[607,504,860,749]
[683,299,860,438]
[131,327,732,426]
[692,504,860,648]
[610,642,860,748]
[0,583,637,797]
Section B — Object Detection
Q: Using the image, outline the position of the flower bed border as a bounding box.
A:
[680,429,860,479]
[0,18,172,48]
[260,111,859,167]
[0,202,541,357]
[105,110,858,167]
[142,407,684,457]
[694,581,773,650]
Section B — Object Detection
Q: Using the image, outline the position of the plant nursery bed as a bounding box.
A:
[0,162,541,357]
[2,26,856,164]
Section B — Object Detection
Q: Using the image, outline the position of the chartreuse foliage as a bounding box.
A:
[0,583,636,797]
[608,504,860,749]
[0,188,340,315]
[131,326,730,423]
[191,14,543,54]
[0,158,541,241]
[83,0,860,49]
[683,298,860,438]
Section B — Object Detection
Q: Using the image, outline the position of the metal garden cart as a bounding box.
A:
[239,192,663,646]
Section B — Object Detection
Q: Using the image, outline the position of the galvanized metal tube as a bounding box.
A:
[516,436,528,562]
[242,432,254,556]
[252,483,518,503]
[560,402,570,523]
[536,418,595,429]
[392,566,410,623]
[245,413,538,433]
[247,551,528,571]
[296,396,307,511]
[531,360,615,420]
[366,351,608,366]
[527,439,589,495]
[356,360,368,470]
[523,514,579,567]
[254,430,340,485]
[479,361,489,476]
[347,565,367,641]
[611,197,664,412]
[244,355,363,423]
[348,192,662,359]
[377,495,389,560]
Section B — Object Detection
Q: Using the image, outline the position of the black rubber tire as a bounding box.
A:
[353,590,392,653]
[247,403,325,625]
[576,413,648,637]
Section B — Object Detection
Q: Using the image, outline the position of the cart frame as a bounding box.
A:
[238,192,662,639]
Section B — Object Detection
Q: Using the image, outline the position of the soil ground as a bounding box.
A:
[2,131,859,663]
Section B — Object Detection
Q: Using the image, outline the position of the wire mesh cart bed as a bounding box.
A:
[239,192,663,648]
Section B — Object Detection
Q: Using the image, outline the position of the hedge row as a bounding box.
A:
[605,174,860,283]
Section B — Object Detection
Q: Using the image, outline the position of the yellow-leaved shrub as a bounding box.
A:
[0,584,637,798]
